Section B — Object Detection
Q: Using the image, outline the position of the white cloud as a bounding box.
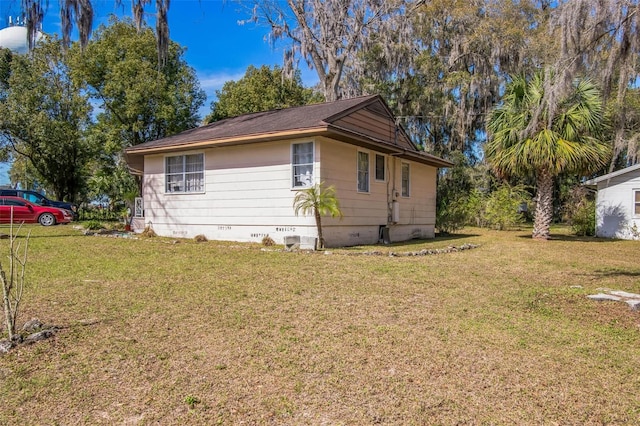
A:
[195,69,245,120]
[197,70,245,99]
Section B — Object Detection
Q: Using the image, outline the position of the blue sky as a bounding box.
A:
[2,0,318,115]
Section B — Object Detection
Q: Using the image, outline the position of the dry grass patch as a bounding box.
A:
[1,225,639,424]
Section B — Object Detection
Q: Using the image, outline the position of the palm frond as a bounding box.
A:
[486,70,610,178]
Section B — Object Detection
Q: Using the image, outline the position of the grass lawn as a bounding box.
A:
[1,224,639,425]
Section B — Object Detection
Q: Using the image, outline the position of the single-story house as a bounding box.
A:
[584,163,640,240]
[124,94,452,248]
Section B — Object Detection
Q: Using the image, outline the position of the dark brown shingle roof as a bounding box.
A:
[128,95,381,152]
[125,95,452,171]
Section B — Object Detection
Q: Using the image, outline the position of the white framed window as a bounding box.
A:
[401,162,410,197]
[634,189,640,216]
[375,154,385,181]
[165,153,204,193]
[292,142,314,188]
[357,151,369,192]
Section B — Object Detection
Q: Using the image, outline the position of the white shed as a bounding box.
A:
[585,164,640,240]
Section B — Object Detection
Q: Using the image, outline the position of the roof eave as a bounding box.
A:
[125,127,329,155]
[326,125,453,168]
[583,163,640,187]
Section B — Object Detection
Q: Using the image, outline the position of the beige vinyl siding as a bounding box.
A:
[318,138,389,227]
[142,140,317,239]
[393,160,437,225]
[333,109,396,142]
[318,137,437,227]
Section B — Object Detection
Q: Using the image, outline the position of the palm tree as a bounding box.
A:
[486,72,610,239]
[293,182,343,250]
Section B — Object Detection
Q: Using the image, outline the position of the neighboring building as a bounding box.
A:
[124,95,452,248]
[585,164,640,240]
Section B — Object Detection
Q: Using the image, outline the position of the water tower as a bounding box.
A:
[0,17,42,54]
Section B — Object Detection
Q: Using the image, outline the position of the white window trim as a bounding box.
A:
[291,141,315,189]
[401,162,410,197]
[164,152,205,194]
[357,151,370,193]
[634,189,640,217]
[375,153,386,182]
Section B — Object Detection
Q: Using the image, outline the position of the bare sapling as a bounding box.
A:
[1,208,30,341]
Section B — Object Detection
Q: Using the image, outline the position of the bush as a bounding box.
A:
[563,186,596,236]
[436,197,469,234]
[261,235,275,246]
[466,188,488,228]
[194,234,208,243]
[436,151,473,234]
[483,184,530,230]
[83,220,104,230]
[570,199,596,236]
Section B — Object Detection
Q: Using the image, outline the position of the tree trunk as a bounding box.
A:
[2,268,13,340]
[532,169,554,240]
[315,210,324,250]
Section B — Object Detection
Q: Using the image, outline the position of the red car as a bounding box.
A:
[0,196,73,226]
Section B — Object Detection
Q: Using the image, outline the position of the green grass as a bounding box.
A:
[1,224,639,424]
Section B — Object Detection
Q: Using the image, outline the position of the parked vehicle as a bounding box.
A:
[0,189,77,219]
[0,196,73,226]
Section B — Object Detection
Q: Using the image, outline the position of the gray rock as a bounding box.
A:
[0,340,13,353]
[587,293,622,302]
[24,329,55,344]
[21,318,43,332]
[609,290,640,299]
[625,299,640,311]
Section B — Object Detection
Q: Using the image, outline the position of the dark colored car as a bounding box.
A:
[0,196,73,226]
[0,189,77,219]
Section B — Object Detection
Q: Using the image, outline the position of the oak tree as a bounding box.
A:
[204,65,321,123]
[0,37,93,202]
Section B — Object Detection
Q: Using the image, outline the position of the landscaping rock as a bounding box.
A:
[24,329,56,344]
[588,289,640,311]
[21,318,43,332]
[626,300,640,311]
[0,340,13,354]
[587,293,622,302]
[609,290,640,299]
